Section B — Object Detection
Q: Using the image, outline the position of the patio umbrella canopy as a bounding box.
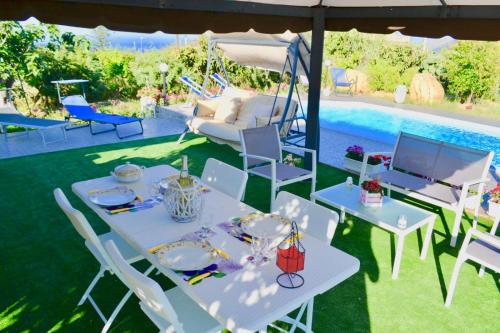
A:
[1,0,499,40]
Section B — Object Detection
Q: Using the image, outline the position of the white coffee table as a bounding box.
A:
[311,183,436,279]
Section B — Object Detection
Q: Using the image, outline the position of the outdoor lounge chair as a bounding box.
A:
[61,95,143,139]
[179,76,217,106]
[331,67,356,96]
[210,73,228,95]
[360,132,494,247]
[240,125,316,211]
[0,105,67,146]
[445,227,499,306]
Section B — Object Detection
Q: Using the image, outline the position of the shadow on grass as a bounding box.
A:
[0,133,371,332]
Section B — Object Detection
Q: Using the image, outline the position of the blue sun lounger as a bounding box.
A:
[179,76,216,99]
[0,106,67,146]
[61,95,143,139]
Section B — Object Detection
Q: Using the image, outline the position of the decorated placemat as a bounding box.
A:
[148,229,243,285]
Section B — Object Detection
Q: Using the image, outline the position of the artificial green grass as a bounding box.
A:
[0,133,498,333]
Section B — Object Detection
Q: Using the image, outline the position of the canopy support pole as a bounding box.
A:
[305,8,325,170]
[202,41,214,96]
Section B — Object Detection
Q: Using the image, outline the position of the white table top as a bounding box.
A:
[312,183,436,235]
[73,165,360,333]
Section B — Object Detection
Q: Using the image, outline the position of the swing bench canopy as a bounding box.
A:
[184,30,310,149]
[205,30,311,77]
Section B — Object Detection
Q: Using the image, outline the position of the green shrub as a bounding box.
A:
[367,60,400,92]
[441,41,499,101]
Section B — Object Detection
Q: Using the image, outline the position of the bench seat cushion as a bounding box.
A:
[188,117,242,142]
[373,170,462,205]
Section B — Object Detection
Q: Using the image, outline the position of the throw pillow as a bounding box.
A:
[213,97,242,123]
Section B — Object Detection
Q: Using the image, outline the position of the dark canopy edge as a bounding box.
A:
[1,1,499,40]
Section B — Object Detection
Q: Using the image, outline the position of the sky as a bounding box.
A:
[21,17,198,50]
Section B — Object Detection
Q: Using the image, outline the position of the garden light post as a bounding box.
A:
[159,63,169,106]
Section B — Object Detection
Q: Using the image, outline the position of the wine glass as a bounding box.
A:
[149,180,164,203]
[198,213,214,239]
[250,231,270,264]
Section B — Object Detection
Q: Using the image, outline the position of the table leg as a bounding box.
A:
[306,298,314,333]
[420,219,435,260]
[340,208,345,224]
[392,234,405,280]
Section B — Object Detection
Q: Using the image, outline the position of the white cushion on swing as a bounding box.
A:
[213,97,241,123]
[189,117,242,142]
[235,95,278,128]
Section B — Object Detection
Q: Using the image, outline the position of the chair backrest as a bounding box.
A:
[61,95,89,106]
[331,68,348,84]
[104,240,184,332]
[272,191,339,245]
[201,158,248,201]
[431,143,493,186]
[240,125,282,168]
[53,188,113,267]
[392,132,441,178]
[392,132,494,185]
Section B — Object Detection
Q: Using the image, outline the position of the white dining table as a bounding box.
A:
[72,164,360,333]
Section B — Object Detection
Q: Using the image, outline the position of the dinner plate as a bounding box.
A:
[240,213,292,238]
[156,240,218,271]
[89,187,136,207]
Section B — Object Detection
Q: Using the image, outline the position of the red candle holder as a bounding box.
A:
[276,221,305,288]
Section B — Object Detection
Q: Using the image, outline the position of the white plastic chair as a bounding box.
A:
[445,227,500,307]
[53,188,154,333]
[104,239,222,333]
[201,158,248,201]
[273,191,339,245]
[266,191,339,333]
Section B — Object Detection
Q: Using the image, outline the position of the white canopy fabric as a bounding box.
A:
[206,30,311,76]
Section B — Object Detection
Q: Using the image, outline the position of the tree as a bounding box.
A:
[441,41,499,102]
[94,26,110,49]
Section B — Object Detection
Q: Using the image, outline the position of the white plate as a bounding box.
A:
[240,213,292,238]
[157,241,217,271]
[89,187,136,207]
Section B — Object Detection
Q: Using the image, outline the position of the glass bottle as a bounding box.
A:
[179,155,191,187]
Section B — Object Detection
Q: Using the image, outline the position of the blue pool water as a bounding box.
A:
[318,103,500,166]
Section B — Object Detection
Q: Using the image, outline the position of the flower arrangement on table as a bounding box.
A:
[360,178,384,207]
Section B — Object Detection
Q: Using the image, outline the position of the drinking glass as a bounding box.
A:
[346,176,353,189]
[250,233,270,264]
[198,213,214,239]
[149,180,164,203]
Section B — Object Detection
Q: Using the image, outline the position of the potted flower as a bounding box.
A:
[487,183,500,218]
[360,178,384,207]
[343,145,386,175]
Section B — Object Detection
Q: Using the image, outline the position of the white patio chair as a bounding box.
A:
[201,157,248,201]
[53,188,154,333]
[104,239,223,333]
[265,191,339,332]
[240,125,316,211]
[273,191,339,245]
[445,227,500,307]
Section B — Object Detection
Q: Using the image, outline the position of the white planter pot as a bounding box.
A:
[488,200,500,218]
[359,189,383,207]
[343,157,384,175]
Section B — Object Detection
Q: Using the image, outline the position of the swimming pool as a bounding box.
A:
[318,101,500,166]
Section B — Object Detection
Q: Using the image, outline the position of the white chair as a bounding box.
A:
[266,191,339,333]
[53,188,153,333]
[104,239,223,333]
[445,227,500,307]
[201,157,248,201]
[273,191,339,245]
[240,125,316,211]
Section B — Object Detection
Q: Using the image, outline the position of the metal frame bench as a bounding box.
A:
[360,132,494,247]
